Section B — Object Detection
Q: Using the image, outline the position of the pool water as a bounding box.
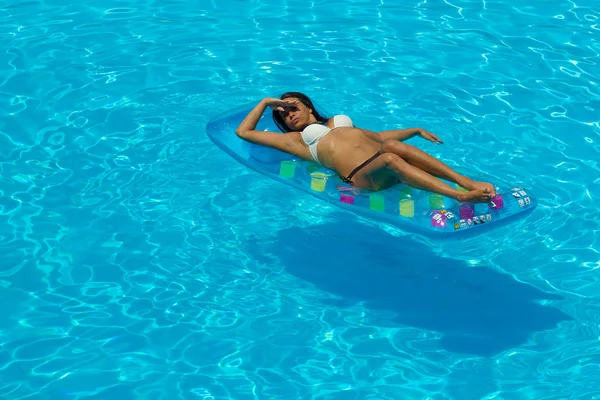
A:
[0,0,599,399]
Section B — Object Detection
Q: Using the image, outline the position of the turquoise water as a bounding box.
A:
[1,0,599,398]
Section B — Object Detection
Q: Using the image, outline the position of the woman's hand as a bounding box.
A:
[418,128,443,144]
[264,98,299,112]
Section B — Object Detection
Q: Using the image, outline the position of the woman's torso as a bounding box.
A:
[319,127,381,172]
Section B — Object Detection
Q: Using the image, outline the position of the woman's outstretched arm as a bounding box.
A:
[359,127,443,144]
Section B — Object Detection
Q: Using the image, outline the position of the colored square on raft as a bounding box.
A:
[398,186,413,197]
[340,194,354,204]
[279,161,297,178]
[431,211,447,228]
[310,173,328,192]
[399,199,415,217]
[460,205,475,220]
[429,194,444,209]
[488,195,504,209]
[369,194,385,211]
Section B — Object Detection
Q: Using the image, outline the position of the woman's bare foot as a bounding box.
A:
[456,188,493,203]
[460,178,496,197]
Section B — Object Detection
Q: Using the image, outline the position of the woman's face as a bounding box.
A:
[279,98,316,131]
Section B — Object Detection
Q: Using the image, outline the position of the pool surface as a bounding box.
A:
[0,0,599,399]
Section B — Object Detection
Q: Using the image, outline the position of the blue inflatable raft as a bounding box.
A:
[206,103,537,236]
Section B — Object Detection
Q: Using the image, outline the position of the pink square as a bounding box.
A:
[460,205,474,220]
[340,194,354,204]
[488,195,504,210]
[431,212,447,228]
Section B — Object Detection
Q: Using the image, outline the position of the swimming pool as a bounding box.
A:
[0,0,598,398]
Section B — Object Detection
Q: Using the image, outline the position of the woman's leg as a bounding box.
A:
[353,153,493,203]
[381,140,496,196]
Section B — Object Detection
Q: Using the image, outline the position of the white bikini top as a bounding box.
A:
[301,115,353,164]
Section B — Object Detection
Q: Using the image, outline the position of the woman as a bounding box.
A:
[235,92,496,203]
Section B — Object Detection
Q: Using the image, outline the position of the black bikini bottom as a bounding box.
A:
[340,150,382,186]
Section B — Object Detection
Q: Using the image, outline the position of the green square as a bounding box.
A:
[279,161,297,178]
[370,194,385,211]
[398,186,413,198]
[429,194,444,209]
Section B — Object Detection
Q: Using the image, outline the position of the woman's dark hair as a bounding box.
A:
[272,91,329,132]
